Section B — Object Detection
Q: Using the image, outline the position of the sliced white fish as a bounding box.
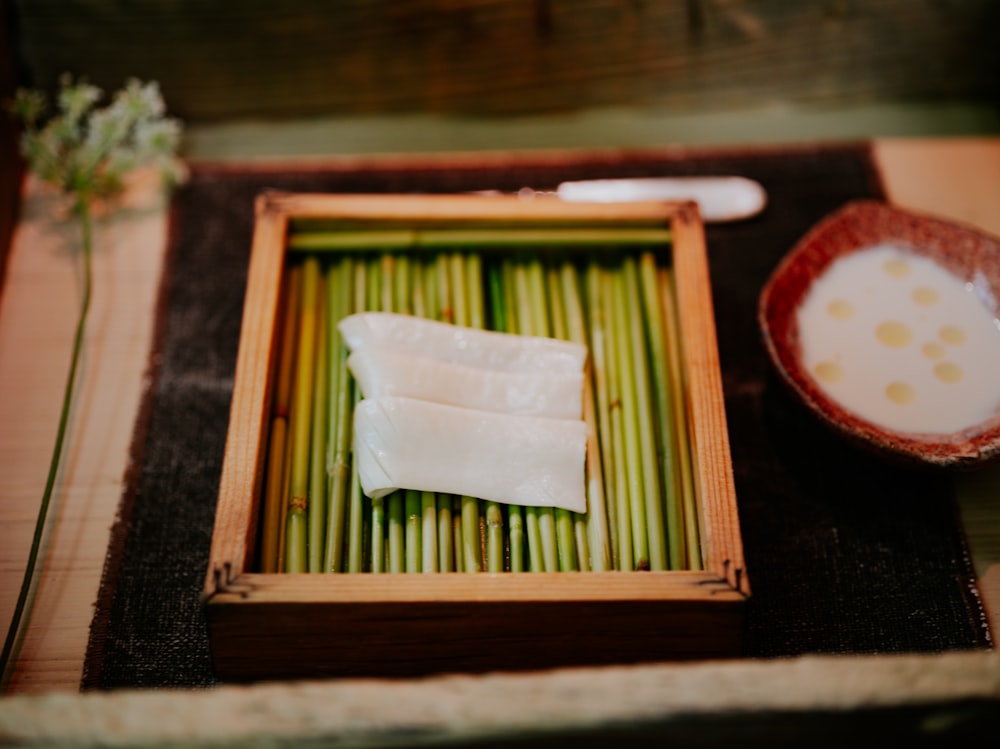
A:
[354,396,587,513]
[338,312,586,374]
[348,347,583,420]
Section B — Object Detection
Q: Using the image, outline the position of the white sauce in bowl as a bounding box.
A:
[796,244,1000,435]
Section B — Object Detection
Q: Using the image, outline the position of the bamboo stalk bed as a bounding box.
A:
[203,193,747,682]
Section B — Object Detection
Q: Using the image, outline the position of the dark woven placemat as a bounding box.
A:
[81,144,991,690]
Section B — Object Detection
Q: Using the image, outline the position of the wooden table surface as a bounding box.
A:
[1,137,999,698]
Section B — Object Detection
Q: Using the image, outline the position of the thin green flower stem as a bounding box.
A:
[1,200,93,684]
[602,266,633,570]
[659,267,702,570]
[324,257,354,572]
[560,261,611,572]
[261,266,301,573]
[284,257,321,573]
[639,252,684,570]
[623,256,667,571]
[585,262,619,569]
[307,274,330,573]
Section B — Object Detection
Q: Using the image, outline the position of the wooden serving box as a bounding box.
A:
[203,192,748,683]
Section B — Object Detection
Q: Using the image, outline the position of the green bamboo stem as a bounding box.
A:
[261,266,301,573]
[450,253,483,573]
[639,252,684,570]
[437,495,455,572]
[659,267,702,570]
[347,438,365,574]
[612,262,651,570]
[469,254,504,573]
[602,267,634,570]
[500,259,525,572]
[420,491,438,573]
[284,257,322,573]
[364,257,387,573]
[405,490,422,573]
[528,259,566,572]
[560,261,611,572]
[511,261,546,572]
[288,227,674,252]
[585,263,619,569]
[345,260,368,573]
[452,497,465,573]
[545,264,581,572]
[623,257,667,571]
[380,254,406,573]
[410,262,439,573]
[488,261,521,572]
[324,257,355,572]
[307,275,330,573]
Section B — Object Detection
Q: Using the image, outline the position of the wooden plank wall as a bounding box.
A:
[6,0,1000,123]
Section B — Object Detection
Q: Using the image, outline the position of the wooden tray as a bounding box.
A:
[202,192,748,682]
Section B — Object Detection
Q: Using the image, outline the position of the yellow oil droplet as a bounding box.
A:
[883,257,911,278]
[885,381,916,405]
[939,325,967,345]
[814,361,844,383]
[875,320,913,348]
[911,286,939,306]
[826,299,854,320]
[934,361,963,383]
[921,342,946,360]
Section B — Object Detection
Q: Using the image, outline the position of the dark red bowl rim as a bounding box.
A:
[758,199,1000,469]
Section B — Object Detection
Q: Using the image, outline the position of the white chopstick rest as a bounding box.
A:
[338,311,586,374]
[354,396,587,512]
[555,175,767,223]
[347,347,584,420]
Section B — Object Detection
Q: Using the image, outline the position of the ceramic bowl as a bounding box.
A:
[758,199,1000,469]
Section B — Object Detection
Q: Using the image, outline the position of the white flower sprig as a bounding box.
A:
[11,74,185,207]
[2,75,184,686]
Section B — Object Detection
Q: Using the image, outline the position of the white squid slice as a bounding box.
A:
[338,312,586,374]
[354,396,587,513]
[347,347,583,420]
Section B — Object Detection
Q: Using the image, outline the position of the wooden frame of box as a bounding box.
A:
[203,192,748,683]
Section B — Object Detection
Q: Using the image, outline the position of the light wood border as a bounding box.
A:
[202,192,747,682]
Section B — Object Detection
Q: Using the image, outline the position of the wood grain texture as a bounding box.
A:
[10,1,1000,121]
